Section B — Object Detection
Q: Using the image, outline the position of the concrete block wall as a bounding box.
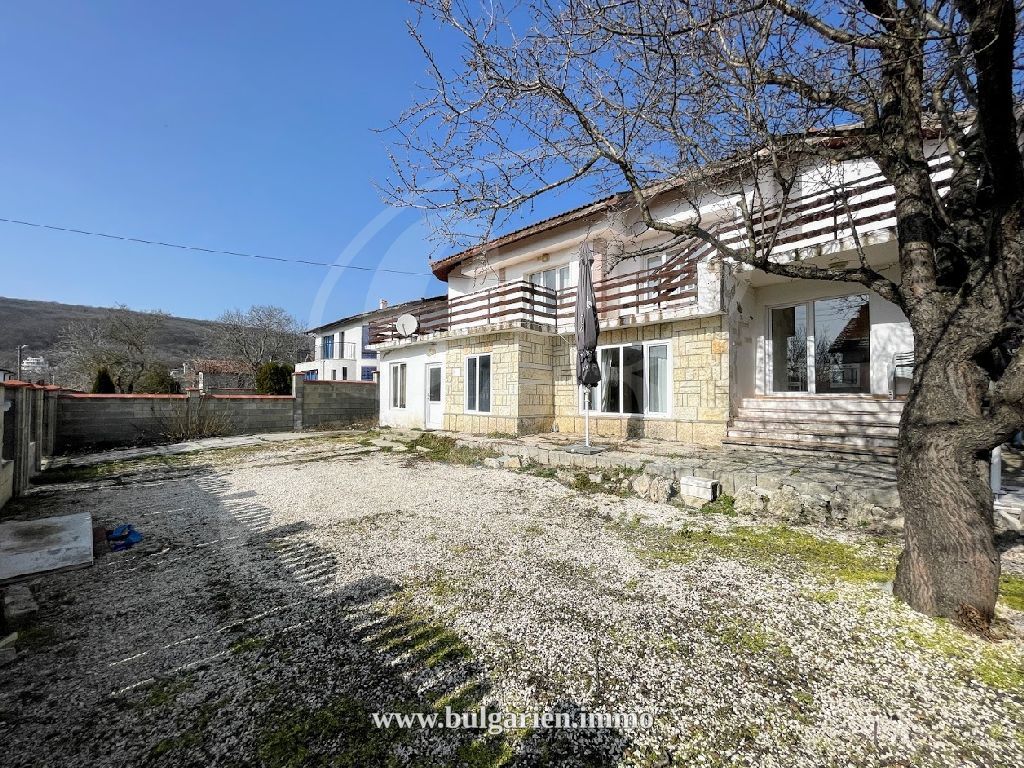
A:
[300,379,378,428]
[55,394,190,453]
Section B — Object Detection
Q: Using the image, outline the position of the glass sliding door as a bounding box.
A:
[768,295,872,394]
[770,305,809,392]
[813,295,870,393]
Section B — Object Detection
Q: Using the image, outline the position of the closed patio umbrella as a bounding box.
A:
[575,244,601,448]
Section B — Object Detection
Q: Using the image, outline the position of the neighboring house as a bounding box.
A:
[296,297,446,388]
[182,359,256,394]
[372,147,935,460]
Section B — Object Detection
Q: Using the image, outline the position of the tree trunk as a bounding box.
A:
[893,359,1000,626]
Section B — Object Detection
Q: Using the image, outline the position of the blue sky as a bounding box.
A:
[0,2,588,329]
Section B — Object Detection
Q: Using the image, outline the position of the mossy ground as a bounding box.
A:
[407,433,499,465]
[637,523,896,585]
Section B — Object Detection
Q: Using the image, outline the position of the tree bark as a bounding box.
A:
[893,354,1000,625]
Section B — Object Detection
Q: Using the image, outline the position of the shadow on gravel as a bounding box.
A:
[3,460,630,768]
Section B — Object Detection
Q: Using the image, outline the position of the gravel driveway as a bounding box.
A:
[2,434,1022,767]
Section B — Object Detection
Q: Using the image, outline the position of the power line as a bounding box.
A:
[0,215,435,277]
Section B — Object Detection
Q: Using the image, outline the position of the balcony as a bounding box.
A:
[316,341,357,361]
[369,257,700,345]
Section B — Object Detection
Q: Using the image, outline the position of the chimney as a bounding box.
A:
[379,299,389,310]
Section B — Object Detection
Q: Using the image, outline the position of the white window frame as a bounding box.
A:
[764,292,871,396]
[579,340,672,418]
[390,363,407,409]
[528,264,573,291]
[465,353,492,414]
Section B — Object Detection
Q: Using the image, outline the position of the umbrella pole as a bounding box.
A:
[584,385,590,448]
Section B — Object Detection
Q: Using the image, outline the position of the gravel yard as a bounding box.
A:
[2,432,1023,767]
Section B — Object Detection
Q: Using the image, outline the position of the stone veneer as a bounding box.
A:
[442,315,730,445]
[551,315,729,445]
[443,330,556,435]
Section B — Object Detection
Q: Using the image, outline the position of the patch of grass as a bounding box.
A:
[525,466,558,479]
[257,697,406,768]
[486,431,517,439]
[36,454,189,484]
[644,525,895,585]
[898,620,1024,693]
[999,574,1024,611]
[427,574,460,599]
[709,619,779,656]
[801,588,841,605]
[141,676,193,708]
[700,494,737,517]
[148,696,227,759]
[228,635,266,655]
[570,471,603,493]
[15,623,56,650]
[407,433,498,466]
[456,735,517,768]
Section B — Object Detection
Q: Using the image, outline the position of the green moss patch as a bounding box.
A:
[644,525,895,585]
[257,697,403,768]
[897,620,1024,693]
[407,433,499,465]
[999,574,1024,611]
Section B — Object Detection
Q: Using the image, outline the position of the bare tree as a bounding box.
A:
[386,0,1024,627]
[56,304,167,392]
[213,305,310,373]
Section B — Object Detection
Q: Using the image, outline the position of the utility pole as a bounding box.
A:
[15,344,27,381]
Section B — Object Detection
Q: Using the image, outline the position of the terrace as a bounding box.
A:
[368,255,700,344]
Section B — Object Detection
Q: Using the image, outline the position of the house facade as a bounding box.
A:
[298,296,446,387]
[373,149,941,459]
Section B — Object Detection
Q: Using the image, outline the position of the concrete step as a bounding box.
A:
[733,408,902,426]
[730,419,900,439]
[739,397,905,415]
[722,435,898,463]
[727,427,897,450]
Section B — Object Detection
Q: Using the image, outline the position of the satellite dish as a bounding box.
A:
[394,313,419,337]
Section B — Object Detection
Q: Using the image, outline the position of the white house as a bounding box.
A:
[367,146,946,461]
[298,296,446,386]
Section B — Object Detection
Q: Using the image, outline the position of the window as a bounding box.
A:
[361,366,375,382]
[528,265,572,291]
[767,294,870,394]
[361,325,377,359]
[428,366,442,403]
[587,343,670,416]
[341,367,349,380]
[321,335,335,360]
[331,369,337,381]
[304,370,318,381]
[390,363,407,409]
[466,354,491,413]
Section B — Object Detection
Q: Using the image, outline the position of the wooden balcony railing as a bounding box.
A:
[368,258,699,344]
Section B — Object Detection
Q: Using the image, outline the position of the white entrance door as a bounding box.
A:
[425,364,443,429]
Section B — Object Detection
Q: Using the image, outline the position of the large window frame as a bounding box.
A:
[390,363,407,409]
[579,341,672,418]
[465,354,492,414]
[765,293,871,396]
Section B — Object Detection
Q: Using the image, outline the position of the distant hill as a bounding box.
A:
[0,296,222,373]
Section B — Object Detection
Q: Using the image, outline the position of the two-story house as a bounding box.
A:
[297,296,446,385]
[371,148,942,460]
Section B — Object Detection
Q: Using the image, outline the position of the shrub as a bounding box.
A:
[255,362,294,395]
[135,367,181,394]
[91,368,116,394]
